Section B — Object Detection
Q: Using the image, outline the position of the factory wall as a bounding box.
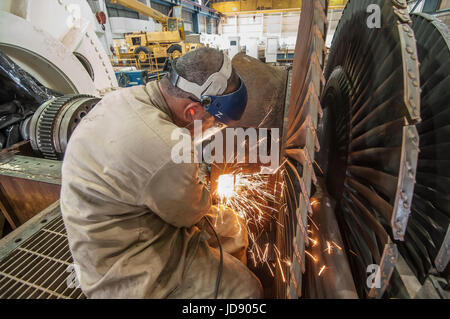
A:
[218,8,343,53]
[437,0,450,27]
[326,8,343,47]
[199,15,206,33]
[0,0,13,12]
[85,0,164,54]
[211,18,218,34]
[219,11,300,51]
[441,0,450,9]
[198,15,208,33]
[182,10,194,32]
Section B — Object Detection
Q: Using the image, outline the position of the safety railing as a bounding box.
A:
[111,53,163,80]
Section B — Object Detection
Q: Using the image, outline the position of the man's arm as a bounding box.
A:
[141,160,211,228]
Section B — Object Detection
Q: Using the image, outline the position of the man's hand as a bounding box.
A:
[198,162,210,186]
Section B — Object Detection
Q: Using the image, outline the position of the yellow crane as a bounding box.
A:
[111,0,185,37]
[111,0,202,65]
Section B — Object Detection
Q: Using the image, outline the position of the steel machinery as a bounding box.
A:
[0,0,114,242]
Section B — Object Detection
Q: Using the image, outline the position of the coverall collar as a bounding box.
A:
[145,81,174,121]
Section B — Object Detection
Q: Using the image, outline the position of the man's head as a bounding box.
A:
[159,48,245,132]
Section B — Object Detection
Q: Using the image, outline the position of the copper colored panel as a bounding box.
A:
[0,176,60,227]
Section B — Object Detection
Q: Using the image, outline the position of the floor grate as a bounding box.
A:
[0,214,85,299]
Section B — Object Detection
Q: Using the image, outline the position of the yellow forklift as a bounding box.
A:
[111,0,203,65]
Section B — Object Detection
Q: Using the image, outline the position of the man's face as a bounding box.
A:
[194,108,216,131]
[187,109,226,142]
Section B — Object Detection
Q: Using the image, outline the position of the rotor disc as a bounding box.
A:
[319,0,421,298]
[398,13,450,282]
[277,0,328,299]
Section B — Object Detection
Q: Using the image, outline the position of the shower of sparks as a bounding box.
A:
[307,228,345,280]
[273,245,288,283]
[305,250,318,263]
[318,265,326,276]
[216,172,278,228]
[215,163,347,284]
[308,215,320,231]
[215,170,284,276]
[308,237,318,247]
[326,241,332,255]
[349,249,358,257]
[314,160,323,175]
[277,256,286,283]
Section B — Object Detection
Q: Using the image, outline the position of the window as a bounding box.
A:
[132,37,142,46]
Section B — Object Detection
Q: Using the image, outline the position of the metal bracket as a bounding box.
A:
[392,0,408,9]
[392,125,419,240]
[397,22,421,123]
[0,155,62,185]
[368,243,399,298]
[394,7,413,23]
[289,258,302,297]
[295,206,308,244]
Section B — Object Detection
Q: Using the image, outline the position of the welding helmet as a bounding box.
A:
[167,52,248,126]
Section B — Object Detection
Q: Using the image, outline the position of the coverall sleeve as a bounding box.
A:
[142,159,212,228]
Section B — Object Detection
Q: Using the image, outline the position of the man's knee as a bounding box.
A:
[178,241,263,299]
[219,253,263,299]
[243,271,264,299]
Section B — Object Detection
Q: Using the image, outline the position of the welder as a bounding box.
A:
[60,48,263,298]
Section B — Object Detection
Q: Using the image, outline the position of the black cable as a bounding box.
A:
[205,217,223,299]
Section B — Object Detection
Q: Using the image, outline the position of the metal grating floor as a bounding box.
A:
[0,213,85,299]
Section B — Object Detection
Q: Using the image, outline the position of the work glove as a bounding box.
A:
[200,205,249,265]
[198,162,210,186]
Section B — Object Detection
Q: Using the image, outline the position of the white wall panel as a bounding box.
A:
[219,12,300,52]
[219,8,343,52]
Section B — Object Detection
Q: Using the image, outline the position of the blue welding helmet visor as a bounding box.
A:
[201,76,247,125]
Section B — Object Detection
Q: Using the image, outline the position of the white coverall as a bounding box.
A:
[60,81,263,299]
